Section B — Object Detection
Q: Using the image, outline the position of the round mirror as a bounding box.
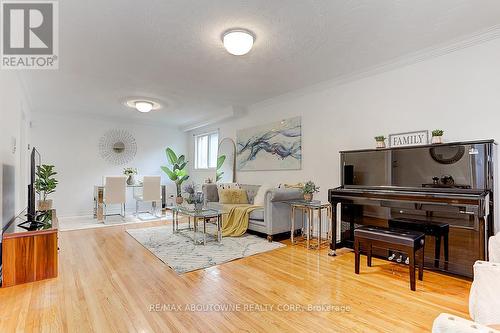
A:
[216,138,236,183]
[429,145,465,164]
[113,142,126,153]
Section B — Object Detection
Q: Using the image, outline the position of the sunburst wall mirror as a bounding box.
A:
[99,129,137,165]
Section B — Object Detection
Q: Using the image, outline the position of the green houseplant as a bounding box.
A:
[216,154,226,182]
[374,135,386,149]
[431,129,444,144]
[34,164,58,211]
[302,181,320,201]
[161,147,189,204]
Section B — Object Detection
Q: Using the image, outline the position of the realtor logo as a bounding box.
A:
[1,1,58,69]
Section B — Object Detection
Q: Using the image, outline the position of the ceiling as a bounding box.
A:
[21,0,500,127]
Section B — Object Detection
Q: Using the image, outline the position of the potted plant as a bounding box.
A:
[34,164,58,211]
[431,129,444,144]
[123,167,137,185]
[302,181,320,201]
[216,155,226,182]
[374,135,386,149]
[161,147,189,204]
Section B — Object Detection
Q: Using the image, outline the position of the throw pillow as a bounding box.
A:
[253,185,274,206]
[218,188,249,204]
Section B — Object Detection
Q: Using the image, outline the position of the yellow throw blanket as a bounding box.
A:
[221,204,262,237]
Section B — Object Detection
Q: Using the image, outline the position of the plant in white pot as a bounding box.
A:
[161,147,189,204]
[302,181,320,201]
[123,167,137,185]
[374,135,386,148]
[431,129,444,144]
[35,164,58,211]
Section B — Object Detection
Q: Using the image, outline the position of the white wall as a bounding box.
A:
[0,72,31,233]
[189,37,500,203]
[32,114,187,217]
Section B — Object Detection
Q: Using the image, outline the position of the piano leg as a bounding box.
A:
[434,235,441,268]
[329,202,337,256]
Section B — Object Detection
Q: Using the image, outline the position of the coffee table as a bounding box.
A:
[170,206,222,245]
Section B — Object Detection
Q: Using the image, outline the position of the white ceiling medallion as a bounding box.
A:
[222,29,255,56]
[125,98,162,113]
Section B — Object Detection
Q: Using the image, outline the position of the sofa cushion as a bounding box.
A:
[218,188,249,204]
[253,185,273,206]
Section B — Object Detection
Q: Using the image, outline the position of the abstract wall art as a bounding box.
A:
[236,117,302,171]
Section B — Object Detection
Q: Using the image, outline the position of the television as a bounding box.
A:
[18,148,42,230]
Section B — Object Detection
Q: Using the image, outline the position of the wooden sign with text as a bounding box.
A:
[388,130,429,147]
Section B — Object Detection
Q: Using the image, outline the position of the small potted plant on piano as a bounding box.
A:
[374,135,386,149]
[302,181,319,201]
[35,164,58,211]
[431,129,444,144]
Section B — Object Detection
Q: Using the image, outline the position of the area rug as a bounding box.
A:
[126,224,285,273]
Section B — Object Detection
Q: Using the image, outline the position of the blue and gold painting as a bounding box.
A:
[236,117,302,171]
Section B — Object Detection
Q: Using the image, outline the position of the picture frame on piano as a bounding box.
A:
[388,130,429,148]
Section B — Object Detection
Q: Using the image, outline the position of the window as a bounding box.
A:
[195,132,219,169]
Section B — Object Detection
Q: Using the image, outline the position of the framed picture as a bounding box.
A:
[236,117,302,171]
[388,130,429,147]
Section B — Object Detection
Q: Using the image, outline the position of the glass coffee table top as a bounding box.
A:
[171,206,222,217]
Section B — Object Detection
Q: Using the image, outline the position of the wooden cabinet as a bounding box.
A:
[2,211,58,287]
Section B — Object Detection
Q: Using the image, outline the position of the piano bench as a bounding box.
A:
[389,218,449,269]
[354,225,425,291]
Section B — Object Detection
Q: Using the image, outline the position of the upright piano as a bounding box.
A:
[329,139,498,277]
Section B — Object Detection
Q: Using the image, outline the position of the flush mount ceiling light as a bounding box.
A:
[222,29,255,56]
[135,101,153,113]
[125,98,161,113]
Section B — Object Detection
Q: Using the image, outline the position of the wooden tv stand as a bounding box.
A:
[1,210,58,287]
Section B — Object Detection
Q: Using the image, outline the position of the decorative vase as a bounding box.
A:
[303,193,313,201]
[431,136,443,144]
[194,202,203,211]
[37,199,53,211]
[175,196,184,205]
[376,141,386,149]
[126,174,135,185]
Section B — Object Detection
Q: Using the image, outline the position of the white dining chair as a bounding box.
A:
[103,176,127,221]
[134,176,162,218]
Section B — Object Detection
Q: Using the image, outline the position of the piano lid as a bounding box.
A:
[340,141,494,191]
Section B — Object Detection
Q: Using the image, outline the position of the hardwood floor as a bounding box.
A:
[0,219,471,332]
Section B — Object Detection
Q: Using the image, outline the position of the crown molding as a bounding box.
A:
[251,24,500,110]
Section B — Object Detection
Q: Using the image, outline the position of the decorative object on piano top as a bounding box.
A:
[388,130,428,147]
[302,181,319,201]
[374,135,386,148]
[431,129,444,144]
[161,147,189,204]
[35,164,58,211]
[123,167,137,185]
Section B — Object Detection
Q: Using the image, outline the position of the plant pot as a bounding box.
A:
[37,199,53,211]
[303,193,313,201]
[126,174,135,185]
[175,196,184,205]
[376,140,386,149]
[431,136,443,144]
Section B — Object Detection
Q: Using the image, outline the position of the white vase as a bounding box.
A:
[431,136,443,144]
[376,141,386,149]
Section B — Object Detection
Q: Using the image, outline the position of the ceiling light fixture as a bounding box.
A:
[222,29,255,56]
[135,101,153,113]
[124,98,162,113]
